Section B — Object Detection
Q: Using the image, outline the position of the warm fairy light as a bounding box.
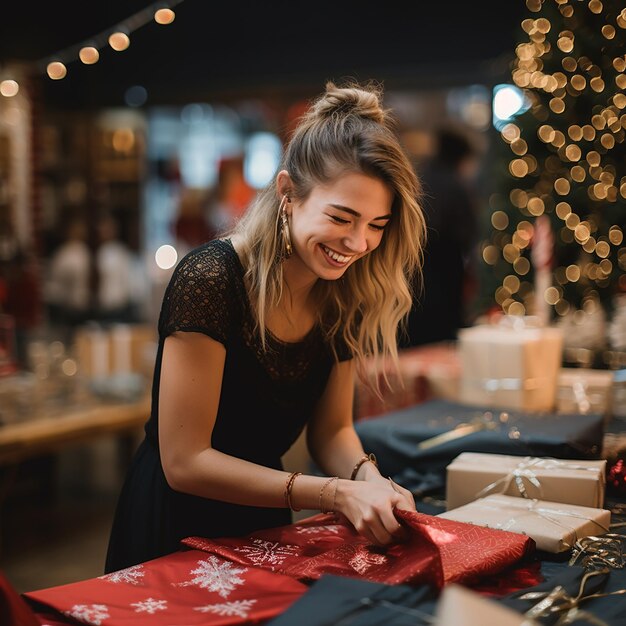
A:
[609,227,623,245]
[601,133,615,149]
[504,275,521,292]
[510,139,528,155]
[501,123,521,143]
[599,259,612,274]
[508,302,526,316]
[575,223,591,242]
[482,245,499,265]
[588,0,603,13]
[109,32,130,51]
[556,202,571,219]
[614,94,626,109]
[0,80,19,97]
[491,211,509,230]
[586,151,601,166]
[596,241,610,258]
[551,131,566,147]
[557,36,574,53]
[583,237,596,253]
[510,159,529,177]
[510,189,529,208]
[47,61,67,80]
[614,57,626,72]
[555,300,571,316]
[590,77,605,92]
[549,97,565,113]
[503,243,521,263]
[562,57,577,72]
[571,166,586,182]
[568,125,583,140]
[544,287,560,305]
[566,213,580,229]
[513,257,530,275]
[154,8,175,24]
[527,197,545,216]
[570,75,586,90]
[79,46,99,64]
[538,124,556,142]
[566,265,581,282]
[554,178,570,195]
[602,25,616,40]
[565,144,582,161]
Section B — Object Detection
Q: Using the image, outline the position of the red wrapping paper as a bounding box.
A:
[24,548,306,626]
[183,509,534,589]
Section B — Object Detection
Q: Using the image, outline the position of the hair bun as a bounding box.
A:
[312,81,386,124]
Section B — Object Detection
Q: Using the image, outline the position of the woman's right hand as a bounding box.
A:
[333,477,415,546]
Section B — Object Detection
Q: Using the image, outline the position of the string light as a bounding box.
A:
[79,46,100,65]
[154,8,176,24]
[109,32,131,52]
[47,61,67,80]
[0,79,19,97]
[25,1,184,83]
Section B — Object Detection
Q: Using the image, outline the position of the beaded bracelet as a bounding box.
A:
[319,476,338,514]
[350,453,378,480]
[284,471,302,511]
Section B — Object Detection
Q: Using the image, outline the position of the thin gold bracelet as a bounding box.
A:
[284,471,302,511]
[319,476,338,513]
[350,453,378,480]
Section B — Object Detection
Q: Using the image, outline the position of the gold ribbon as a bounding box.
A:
[519,568,626,625]
[569,534,626,570]
[474,456,603,502]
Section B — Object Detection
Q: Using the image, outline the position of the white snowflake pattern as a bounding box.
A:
[130,597,168,614]
[349,548,388,574]
[64,604,110,625]
[194,598,257,618]
[295,524,342,535]
[176,556,247,598]
[99,564,145,585]
[234,538,299,569]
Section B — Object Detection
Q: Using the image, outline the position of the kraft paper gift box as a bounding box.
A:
[439,494,611,553]
[459,322,563,412]
[446,452,606,511]
[435,584,532,626]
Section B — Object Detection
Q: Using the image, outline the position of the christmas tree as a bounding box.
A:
[480,0,626,332]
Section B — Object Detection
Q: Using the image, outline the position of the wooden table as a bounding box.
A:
[0,395,151,466]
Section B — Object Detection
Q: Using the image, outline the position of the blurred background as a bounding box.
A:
[1,0,625,593]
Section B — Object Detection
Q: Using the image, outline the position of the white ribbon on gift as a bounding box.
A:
[471,497,610,550]
[474,456,603,501]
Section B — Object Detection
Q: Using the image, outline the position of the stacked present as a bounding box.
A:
[440,451,610,553]
[458,316,563,412]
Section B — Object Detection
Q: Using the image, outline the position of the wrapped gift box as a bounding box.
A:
[439,494,610,553]
[557,367,614,423]
[184,508,535,589]
[355,399,604,499]
[459,321,563,412]
[446,452,606,511]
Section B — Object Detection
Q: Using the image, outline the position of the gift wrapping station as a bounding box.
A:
[8,318,626,625]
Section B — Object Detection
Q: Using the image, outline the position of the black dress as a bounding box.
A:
[105,238,349,573]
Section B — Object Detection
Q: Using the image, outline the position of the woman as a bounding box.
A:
[105,81,426,573]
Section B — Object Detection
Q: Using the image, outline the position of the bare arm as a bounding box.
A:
[159,333,414,545]
[302,359,416,544]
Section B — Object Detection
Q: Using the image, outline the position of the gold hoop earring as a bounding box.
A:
[279,195,293,259]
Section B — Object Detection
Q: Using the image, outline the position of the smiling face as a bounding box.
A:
[281,170,393,283]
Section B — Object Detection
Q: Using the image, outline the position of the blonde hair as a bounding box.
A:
[229,81,425,386]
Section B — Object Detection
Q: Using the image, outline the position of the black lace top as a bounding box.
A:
[146,238,350,461]
[105,238,351,571]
